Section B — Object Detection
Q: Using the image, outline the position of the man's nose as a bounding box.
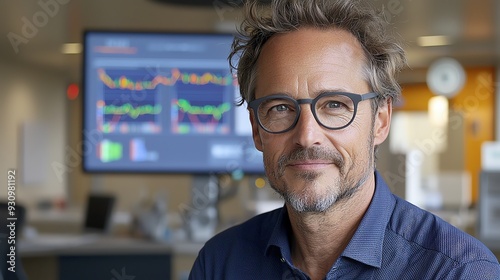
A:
[292,104,324,148]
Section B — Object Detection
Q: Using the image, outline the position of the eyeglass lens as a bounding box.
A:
[256,94,356,132]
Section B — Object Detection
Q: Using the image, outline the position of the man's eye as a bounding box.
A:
[272,104,289,112]
[327,101,342,109]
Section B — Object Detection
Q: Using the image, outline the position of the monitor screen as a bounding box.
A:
[82,31,264,174]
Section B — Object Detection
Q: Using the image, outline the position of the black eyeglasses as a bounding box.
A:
[248,92,378,134]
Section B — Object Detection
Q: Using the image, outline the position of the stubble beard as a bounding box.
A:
[265,137,374,214]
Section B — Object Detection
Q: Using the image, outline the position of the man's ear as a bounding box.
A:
[250,110,263,151]
[373,98,392,146]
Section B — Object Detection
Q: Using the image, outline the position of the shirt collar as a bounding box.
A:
[341,170,396,268]
[265,205,292,260]
[264,171,396,268]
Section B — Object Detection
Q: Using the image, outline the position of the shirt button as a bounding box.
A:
[280,257,286,263]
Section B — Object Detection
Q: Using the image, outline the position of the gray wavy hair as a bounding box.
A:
[229,0,407,107]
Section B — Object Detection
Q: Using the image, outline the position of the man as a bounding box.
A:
[190,0,500,279]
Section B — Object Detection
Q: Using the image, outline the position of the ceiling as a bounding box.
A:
[1,0,499,84]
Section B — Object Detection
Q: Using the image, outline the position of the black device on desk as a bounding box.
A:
[83,194,116,233]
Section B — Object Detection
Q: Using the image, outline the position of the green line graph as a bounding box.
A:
[176,99,230,121]
[104,103,162,119]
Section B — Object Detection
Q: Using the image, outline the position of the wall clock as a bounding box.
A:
[426,58,466,98]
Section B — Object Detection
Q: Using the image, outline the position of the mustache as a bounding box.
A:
[277,146,344,172]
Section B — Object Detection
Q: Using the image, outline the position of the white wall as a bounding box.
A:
[0,63,67,207]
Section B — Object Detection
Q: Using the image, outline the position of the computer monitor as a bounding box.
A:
[82,31,264,175]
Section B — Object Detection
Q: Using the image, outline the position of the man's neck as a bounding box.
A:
[287,176,375,280]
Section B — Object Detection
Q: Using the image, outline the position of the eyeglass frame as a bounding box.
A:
[248,91,379,134]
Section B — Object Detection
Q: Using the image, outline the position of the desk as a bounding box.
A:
[19,235,202,280]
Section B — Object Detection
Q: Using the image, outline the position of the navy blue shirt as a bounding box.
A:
[190,171,500,279]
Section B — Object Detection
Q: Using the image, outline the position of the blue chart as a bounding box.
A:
[129,138,159,162]
[97,68,162,134]
[171,69,232,134]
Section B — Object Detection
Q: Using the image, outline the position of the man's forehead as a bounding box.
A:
[258,28,366,69]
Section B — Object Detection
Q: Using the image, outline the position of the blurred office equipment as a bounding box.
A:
[131,190,171,242]
[478,171,500,250]
[183,175,219,242]
[478,142,500,250]
[83,193,116,233]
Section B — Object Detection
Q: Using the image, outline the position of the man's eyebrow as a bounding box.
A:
[325,87,353,92]
[314,88,353,96]
[261,88,354,99]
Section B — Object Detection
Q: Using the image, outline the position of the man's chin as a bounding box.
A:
[281,184,338,213]
[285,195,336,213]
